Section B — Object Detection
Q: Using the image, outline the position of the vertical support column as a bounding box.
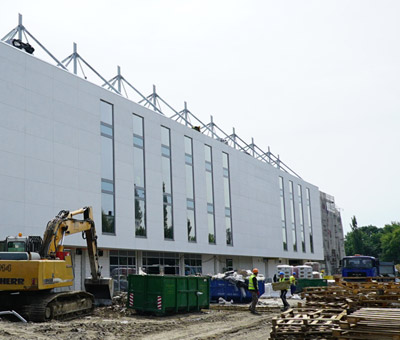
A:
[136,250,143,274]
[210,115,215,139]
[73,42,78,75]
[232,127,237,149]
[18,13,23,41]
[184,101,188,126]
[268,146,271,163]
[179,254,185,276]
[117,65,122,93]
[251,137,255,157]
[153,85,157,111]
[213,255,218,274]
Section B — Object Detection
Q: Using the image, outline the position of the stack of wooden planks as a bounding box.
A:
[332,308,400,339]
[301,281,400,310]
[269,307,346,340]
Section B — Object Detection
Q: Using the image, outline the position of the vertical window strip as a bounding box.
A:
[223,152,233,245]
[289,181,297,252]
[161,127,174,240]
[279,177,288,251]
[185,136,196,242]
[100,100,115,234]
[205,145,215,244]
[298,184,306,252]
[133,114,146,237]
[306,188,314,253]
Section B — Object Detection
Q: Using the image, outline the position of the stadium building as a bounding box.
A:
[0,16,334,290]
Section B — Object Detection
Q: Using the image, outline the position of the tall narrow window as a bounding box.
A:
[222,152,233,245]
[306,188,314,253]
[161,126,173,239]
[289,181,297,252]
[279,177,288,251]
[101,100,115,234]
[205,145,215,244]
[133,114,146,237]
[185,136,196,242]
[298,184,305,252]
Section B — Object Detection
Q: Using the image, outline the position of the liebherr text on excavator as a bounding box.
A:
[0,206,113,321]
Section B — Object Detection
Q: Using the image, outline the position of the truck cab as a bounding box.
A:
[342,255,378,279]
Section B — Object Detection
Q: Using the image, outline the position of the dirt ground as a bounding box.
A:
[0,297,299,340]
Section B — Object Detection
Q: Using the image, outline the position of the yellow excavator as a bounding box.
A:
[0,206,113,321]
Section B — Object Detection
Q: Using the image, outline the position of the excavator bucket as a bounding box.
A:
[84,277,114,306]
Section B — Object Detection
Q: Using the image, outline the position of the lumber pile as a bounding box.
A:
[269,308,346,340]
[270,281,400,339]
[301,281,400,310]
[332,308,400,340]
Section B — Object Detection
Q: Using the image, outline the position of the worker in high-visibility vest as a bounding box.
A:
[289,272,297,296]
[279,272,290,310]
[248,268,260,314]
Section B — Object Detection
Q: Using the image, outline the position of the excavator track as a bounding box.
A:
[1,290,94,322]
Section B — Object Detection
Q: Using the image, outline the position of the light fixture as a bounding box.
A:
[11,39,35,54]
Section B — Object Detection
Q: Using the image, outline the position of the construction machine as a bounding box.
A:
[0,207,113,321]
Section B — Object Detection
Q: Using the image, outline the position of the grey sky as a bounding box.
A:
[2,1,399,234]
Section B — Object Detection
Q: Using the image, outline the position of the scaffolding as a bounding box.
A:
[1,13,301,179]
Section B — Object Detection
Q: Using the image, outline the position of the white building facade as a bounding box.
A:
[0,41,323,290]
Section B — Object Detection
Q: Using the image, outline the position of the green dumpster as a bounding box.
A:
[296,278,327,293]
[127,275,210,315]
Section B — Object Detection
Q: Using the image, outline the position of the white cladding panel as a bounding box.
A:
[0,41,323,260]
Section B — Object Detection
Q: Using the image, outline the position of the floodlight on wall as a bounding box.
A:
[11,38,34,54]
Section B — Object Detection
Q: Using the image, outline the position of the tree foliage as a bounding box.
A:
[381,224,400,262]
[345,219,400,263]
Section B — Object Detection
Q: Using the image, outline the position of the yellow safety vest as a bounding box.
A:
[290,276,296,284]
[279,277,286,282]
[248,274,256,290]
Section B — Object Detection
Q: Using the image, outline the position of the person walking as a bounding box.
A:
[289,272,297,296]
[279,272,290,311]
[248,268,260,314]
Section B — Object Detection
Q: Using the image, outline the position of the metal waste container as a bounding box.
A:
[210,279,265,302]
[127,274,210,315]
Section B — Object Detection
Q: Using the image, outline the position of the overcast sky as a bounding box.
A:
[2,1,399,234]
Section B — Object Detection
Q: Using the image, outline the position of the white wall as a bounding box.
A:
[0,41,323,263]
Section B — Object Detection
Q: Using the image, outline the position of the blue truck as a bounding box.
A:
[341,255,395,280]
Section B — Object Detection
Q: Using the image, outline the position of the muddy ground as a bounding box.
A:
[0,297,300,340]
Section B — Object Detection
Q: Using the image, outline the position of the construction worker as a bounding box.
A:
[248,268,260,314]
[279,272,290,311]
[289,272,297,296]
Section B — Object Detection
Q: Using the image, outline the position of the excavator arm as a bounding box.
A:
[41,207,101,281]
[40,207,113,305]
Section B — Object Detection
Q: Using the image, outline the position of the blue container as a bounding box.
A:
[210,279,265,303]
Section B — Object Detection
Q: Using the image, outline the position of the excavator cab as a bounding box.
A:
[0,235,42,252]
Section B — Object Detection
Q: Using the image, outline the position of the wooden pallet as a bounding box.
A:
[332,308,400,340]
[269,308,346,340]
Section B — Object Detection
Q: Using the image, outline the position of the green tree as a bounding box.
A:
[380,223,400,263]
[345,216,364,255]
[360,225,383,258]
